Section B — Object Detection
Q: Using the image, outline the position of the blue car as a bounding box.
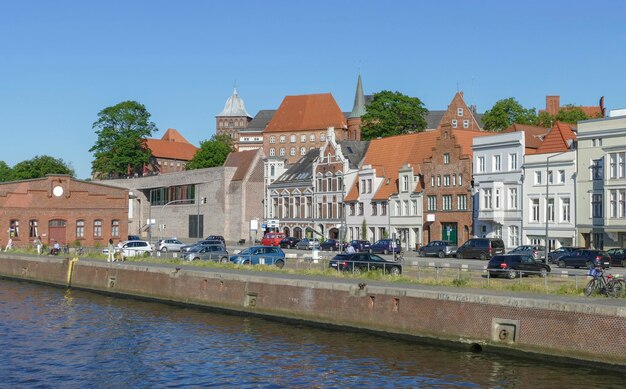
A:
[230,246,286,268]
[370,239,401,255]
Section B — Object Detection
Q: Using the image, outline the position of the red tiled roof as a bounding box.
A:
[535,121,576,154]
[146,128,198,160]
[449,128,493,157]
[223,149,260,181]
[264,93,347,133]
[503,123,549,153]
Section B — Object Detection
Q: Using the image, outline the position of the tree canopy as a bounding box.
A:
[185,134,234,170]
[0,156,74,182]
[481,98,537,131]
[555,105,590,124]
[89,100,157,178]
[361,91,428,140]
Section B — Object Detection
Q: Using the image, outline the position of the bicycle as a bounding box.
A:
[584,267,624,298]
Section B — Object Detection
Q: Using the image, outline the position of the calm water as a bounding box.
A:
[0,279,621,388]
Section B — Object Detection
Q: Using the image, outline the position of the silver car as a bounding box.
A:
[158,238,184,252]
[183,244,229,262]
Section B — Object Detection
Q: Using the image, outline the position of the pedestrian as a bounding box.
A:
[52,240,60,255]
[107,239,115,262]
[116,240,125,262]
[345,244,355,254]
[5,237,13,251]
[34,236,42,255]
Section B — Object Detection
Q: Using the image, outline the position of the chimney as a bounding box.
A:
[546,96,560,116]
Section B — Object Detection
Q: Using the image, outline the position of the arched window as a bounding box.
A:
[290,135,296,143]
[76,220,85,238]
[269,136,276,144]
[300,147,306,155]
[290,147,296,156]
[93,220,102,238]
[269,148,275,156]
[9,220,19,238]
[29,220,38,238]
[279,148,286,156]
[111,220,120,238]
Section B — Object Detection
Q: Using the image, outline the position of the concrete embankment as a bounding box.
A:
[1,254,625,368]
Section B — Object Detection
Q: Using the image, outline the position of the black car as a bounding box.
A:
[456,238,505,260]
[487,254,551,279]
[419,240,458,258]
[556,249,611,269]
[606,248,626,267]
[370,239,401,255]
[349,240,371,252]
[205,235,225,244]
[279,237,300,249]
[547,246,583,264]
[329,252,402,276]
[319,239,341,251]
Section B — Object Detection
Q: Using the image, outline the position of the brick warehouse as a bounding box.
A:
[0,175,128,248]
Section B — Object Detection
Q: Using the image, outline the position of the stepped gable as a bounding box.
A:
[436,92,482,131]
[265,93,347,132]
[535,121,577,154]
[145,128,199,160]
[503,123,550,154]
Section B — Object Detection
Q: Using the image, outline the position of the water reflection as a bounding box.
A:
[0,279,621,388]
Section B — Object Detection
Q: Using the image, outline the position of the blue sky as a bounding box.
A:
[1,0,624,179]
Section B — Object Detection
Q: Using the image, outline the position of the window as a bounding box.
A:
[457,108,463,116]
[269,136,276,144]
[76,220,85,238]
[531,199,540,222]
[548,170,554,184]
[402,175,409,192]
[279,135,286,143]
[457,195,467,210]
[320,133,326,142]
[609,152,626,179]
[381,202,387,216]
[403,200,409,215]
[509,188,518,209]
[509,153,517,170]
[535,171,542,185]
[478,156,485,173]
[431,176,435,187]
[609,189,626,218]
[361,179,365,194]
[358,202,364,215]
[561,198,571,222]
[371,202,378,216]
[452,119,458,128]
[9,220,19,237]
[394,201,400,216]
[458,174,462,186]
[442,195,452,210]
[463,120,469,128]
[367,179,372,193]
[29,220,38,238]
[452,174,456,186]
[270,165,275,176]
[290,135,296,143]
[277,147,284,156]
[559,170,565,184]
[427,196,437,211]
[443,153,450,164]
[350,203,355,216]
[111,220,120,237]
[592,193,603,217]
[547,198,555,222]
[483,189,492,209]
[443,175,450,187]
[300,147,306,155]
[592,138,603,147]
[412,200,417,215]
[493,155,501,172]
[494,225,502,238]
[437,176,441,187]
[495,189,501,209]
[591,158,603,180]
[509,226,519,247]
[290,147,296,156]
[310,134,315,142]
[94,220,102,238]
[301,135,306,143]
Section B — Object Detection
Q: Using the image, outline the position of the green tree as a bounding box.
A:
[361,90,428,139]
[481,98,537,131]
[89,100,157,178]
[0,161,12,182]
[10,155,75,180]
[361,219,367,240]
[537,111,554,128]
[555,105,589,124]
[186,134,234,170]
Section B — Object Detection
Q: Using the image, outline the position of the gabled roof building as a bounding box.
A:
[145,128,199,174]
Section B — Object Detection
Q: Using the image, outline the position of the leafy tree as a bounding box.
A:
[555,105,589,124]
[361,219,367,240]
[481,98,537,131]
[186,134,234,170]
[537,111,554,128]
[361,90,428,139]
[10,155,74,180]
[89,100,157,178]
[0,161,12,182]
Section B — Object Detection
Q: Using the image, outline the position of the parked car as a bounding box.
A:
[547,246,583,264]
[419,240,458,258]
[456,238,505,260]
[183,244,229,262]
[348,240,371,252]
[319,239,341,251]
[508,245,546,261]
[329,252,402,276]
[127,235,141,241]
[205,235,226,245]
[279,237,300,249]
[487,254,551,279]
[370,239,401,255]
[556,249,611,269]
[295,238,320,250]
[180,239,224,252]
[230,246,285,268]
[157,238,184,252]
[260,232,286,247]
[606,248,626,267]
[104,240,152,257]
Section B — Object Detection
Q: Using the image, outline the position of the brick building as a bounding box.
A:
[216,86,253,149]
[145,128,199,174]
[0,175,128,248]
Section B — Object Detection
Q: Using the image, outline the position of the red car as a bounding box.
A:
[260,232,285,247]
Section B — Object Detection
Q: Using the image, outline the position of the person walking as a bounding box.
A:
[107,239,115,262]
[5,237,13,252]
[116,240,125,262]
[34,236,42,255]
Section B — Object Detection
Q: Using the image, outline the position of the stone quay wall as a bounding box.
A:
[1,254,624,368]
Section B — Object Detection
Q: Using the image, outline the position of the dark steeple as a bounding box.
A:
[349,73,366,119]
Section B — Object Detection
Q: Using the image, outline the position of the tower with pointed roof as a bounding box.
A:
[216,85,253,147]
[347,74,366,141]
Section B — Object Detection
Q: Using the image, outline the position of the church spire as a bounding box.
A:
[349,73,366,119]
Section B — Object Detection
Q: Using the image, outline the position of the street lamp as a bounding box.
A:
[544,149,572,262]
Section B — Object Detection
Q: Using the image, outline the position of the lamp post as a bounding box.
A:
[544,150,571,262]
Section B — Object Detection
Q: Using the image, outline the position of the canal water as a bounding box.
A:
[0,279,621,388]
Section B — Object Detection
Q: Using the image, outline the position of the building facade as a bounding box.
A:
[216,86,253,148]
[145,128,199,174]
